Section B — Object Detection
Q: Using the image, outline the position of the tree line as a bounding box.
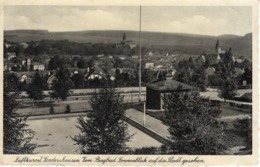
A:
[4,39,148,57]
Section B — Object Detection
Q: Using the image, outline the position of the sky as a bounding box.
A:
[4,6,252,36]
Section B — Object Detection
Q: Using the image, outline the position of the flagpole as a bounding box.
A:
[138,6,142,102]
[138,6,145,126]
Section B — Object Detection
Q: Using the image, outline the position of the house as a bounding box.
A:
[106,69,116,81]
[116,55,127,60]
[97,54,104,58]
[234,68,245,77]
[30,62,45,71]
[146,78,194,110]
[168,69,177,77]
[155,65,164,70]
[67,68,88,77]
[205,67,216,76]
[145,62,154,69]
[131,55,139,59]
[15,71,49,84]
[85,67,107,80]
[108,55,114,59]
[7,52,16,60]
[20,43,29,49]
[195,54,206,65]
[129,44,136,49]
[148,52,153,56]
[16,73,32,83]
[47,73,56,89]
[5,43,12,48]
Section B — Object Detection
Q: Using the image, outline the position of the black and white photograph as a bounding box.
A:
[1,0,258,165]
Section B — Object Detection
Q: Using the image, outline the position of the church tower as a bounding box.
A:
[121,33,126,45]
[215,39,221,54]
[123,33,126,40]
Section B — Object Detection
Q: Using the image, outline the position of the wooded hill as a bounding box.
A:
[5,30,252,59]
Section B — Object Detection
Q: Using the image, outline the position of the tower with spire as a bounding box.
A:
[215,38,220,54]
[121,33,126,45]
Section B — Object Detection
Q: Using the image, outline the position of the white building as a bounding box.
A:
[145,62,154,69]
[30,63,45,71]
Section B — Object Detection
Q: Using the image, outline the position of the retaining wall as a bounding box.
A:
[123,116,172,146]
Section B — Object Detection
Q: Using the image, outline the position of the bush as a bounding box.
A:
[65,104,71,113]
[233,118,252,149]
[50,105,55,114]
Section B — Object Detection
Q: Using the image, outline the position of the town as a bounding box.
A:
[4,33,252,92]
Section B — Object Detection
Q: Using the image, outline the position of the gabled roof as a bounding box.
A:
[146,79,194,92]
[85,67,107,80]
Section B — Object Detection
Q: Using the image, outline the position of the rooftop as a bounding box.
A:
[146,79,194,92]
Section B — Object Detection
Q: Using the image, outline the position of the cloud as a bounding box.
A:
[5,7,139,32]
[4,6,251,36]
[142,15,234,36]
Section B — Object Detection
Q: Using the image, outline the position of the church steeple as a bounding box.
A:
[122,33,126,40]
[215,38,220,54]
[121,33,126,45]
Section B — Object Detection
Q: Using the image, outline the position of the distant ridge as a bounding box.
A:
[5,29,49,33]
[4,29,252,59]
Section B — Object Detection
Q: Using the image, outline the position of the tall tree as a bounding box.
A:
[4,73,20,92]
[71,73,85,89]
[73,87,132,154]
[163,91,226,154]
[48,55,71,70]
[217,48,237,102]
[190,66,207,91]
[4,73,36,154]
[142,69,153,83]
[50,69,74,101]
[77,58,89,68]
[27,72,46,106]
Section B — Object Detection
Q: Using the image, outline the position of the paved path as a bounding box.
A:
[200,90,252,105]
[125,108,169,139]
[220,114,251,120]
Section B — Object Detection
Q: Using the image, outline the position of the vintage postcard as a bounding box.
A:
[0,0,259,166]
